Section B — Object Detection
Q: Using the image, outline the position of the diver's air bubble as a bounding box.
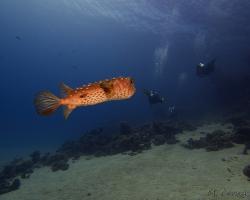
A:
[154,44,169,78]
[194,31,207,57]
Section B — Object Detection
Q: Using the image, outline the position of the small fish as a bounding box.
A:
[15,36,21,40]
[71,65,78,70]
[34,77,136,119]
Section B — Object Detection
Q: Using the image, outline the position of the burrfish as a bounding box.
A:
[34,77,136,119]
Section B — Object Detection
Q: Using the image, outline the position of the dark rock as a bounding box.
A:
[40,152,50,163]
[178,121,197,131]
[114,133,151,153]
[57,119,184,158]
[184,130,234,151]
[30,151,41,163]
[242,143,250,155]
[15,160,33,175]
[88,128,103,136]
[227,117,248,127]
[46,154,68,166]
[42,153,70,172]
[2,165,17,179]
[94,151,108,157]
[152,121,180,144]
[1,159,34,182]
[153,122,164,134]
[21,173,30,179]
[243,165,250,178]
[152,135,166,146]
[166,135,179,144]
[120,122,132,135]
[51,160,69,172]
[72,154,81,160]
[10,158,23,165]
[0,179,10,194]
[57,141,81,157]
[233,127,250,144]
[0,179,21,195]
[184,138,206,149]
[9,179,20,191]
[0,119,196,195]
[128,152,137,156]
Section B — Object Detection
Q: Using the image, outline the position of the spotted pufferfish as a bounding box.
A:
[34,77,136,119]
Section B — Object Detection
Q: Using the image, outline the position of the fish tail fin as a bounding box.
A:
[34,91,61,116]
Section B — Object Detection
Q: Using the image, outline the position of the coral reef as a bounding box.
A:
[0,119,195,195]
[184,130,234,151]
[57,120,184,156]
[226,115,250,153]
[119,121,132,135]
[185,114,250,153]
[30,151,41,163]
[232,127,250,144]
[0,179,20,195]
[184,115,250,183]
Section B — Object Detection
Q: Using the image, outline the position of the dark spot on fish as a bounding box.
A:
[103,87,111,93]
[99,81,113,94]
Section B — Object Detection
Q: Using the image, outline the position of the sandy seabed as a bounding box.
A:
[1,123,250,200]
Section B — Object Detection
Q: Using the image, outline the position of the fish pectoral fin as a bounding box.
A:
[60,83,73,96]
[99,81,113,94]
[63,105,75,119]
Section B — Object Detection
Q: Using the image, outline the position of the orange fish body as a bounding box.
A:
[34,77,136,119]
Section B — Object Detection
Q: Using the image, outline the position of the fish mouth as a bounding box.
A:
[130,87,136,97]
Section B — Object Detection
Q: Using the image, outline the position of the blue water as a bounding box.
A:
[0,0,250,158]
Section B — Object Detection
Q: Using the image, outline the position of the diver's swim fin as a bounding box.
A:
[143,89,150,96]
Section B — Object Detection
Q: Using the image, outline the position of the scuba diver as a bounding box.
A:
[143,89,179,119]
[168,105,175,113]
[168,105,178,119]
[196,58,216,77]
[143,89,165,105]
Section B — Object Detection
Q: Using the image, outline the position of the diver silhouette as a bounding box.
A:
[143,89,165,105]
[196,58,216,77]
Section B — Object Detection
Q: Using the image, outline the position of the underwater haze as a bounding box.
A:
[0,0,248,149]
[0,0,250,199]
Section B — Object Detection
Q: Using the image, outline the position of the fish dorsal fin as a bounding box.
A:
[63,105,75,119]
[99,81,113,94]
[60,83,73,96]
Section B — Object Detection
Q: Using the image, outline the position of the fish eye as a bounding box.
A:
[79,94,87,98]
[130,78,134,84]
